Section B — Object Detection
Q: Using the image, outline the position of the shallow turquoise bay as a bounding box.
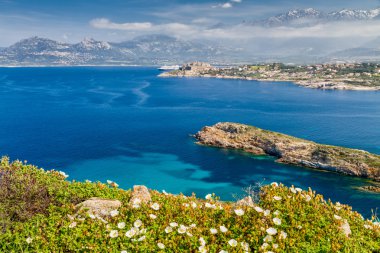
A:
[0,67,379,217]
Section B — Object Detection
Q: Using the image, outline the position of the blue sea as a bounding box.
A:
[0,67,379,217]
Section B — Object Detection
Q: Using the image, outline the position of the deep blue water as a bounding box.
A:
[0,67,379,217]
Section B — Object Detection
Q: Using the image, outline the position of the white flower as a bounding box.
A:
[228,239,238,247]
[261,243,269,249]
[89,213,96,219]
[273,217,282,225]
[199,245,207,253]
[220,225,228,233]
[139,228,147,234]
[107,180,113,184]
[295,187,302,192]
[205,193,213,200]
[162,190,169,195]
[187,232,193,237]
[170,222,178,227]
[133,198,141,205]
[118,222,126,229]
[85,179,92,183]
[137,236,146,241]
[110,210,119,217]
[271,182,278,187]
[234,209,245,216]
[266,227,277,235]
[334,215,342,220]
[264,235,273,242]
[218,205,224,210]
[305,195,312,202]
[265,251,275,253]
[254,206,263,213]
[273,244,279,249]
[273,196,282,201]
[149,214,157,219]
[26,237,33,244]
[190,223,197,228]
[274,210,280,216]
[199,237,206,246]
[109,230,118,238]
[219,250,228,253]
[290,187,297,194]
[121,251,127,253]
[178,225,187,234]
[279,231,287,239]
[205,203,216,209]
[125,228,138,238]
[241,241,249,251]
[191,202,197,208]
[59,171,69,178]
[165,226,173,233]
[132,204,140,209]
[297,225,303,229]
[264,210,271,216]
[134,219,142,228]
[210,228,218,234]
[151,203,160,211]
[183,203,190,207]
[69,222,77,228]
[157,243,165,249]
[364,224,372,229]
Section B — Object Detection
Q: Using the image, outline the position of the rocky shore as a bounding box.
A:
[160,62,380,91]
[195,122,380,182]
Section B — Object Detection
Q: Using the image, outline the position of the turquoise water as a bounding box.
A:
[0,67,379,217]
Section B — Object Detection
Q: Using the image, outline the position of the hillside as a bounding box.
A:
[0,157,379,252]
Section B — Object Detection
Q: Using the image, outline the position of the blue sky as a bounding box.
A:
[0,0,380,46]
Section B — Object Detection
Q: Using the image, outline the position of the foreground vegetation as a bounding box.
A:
[0,157,379,252]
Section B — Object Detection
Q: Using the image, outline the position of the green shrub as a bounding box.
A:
[0,157,379,252]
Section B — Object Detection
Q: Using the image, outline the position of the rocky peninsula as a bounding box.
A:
[195,122,380,182]
[160,62,380,91]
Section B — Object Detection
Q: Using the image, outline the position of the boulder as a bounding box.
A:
[129,185,151,206]
[75,197,121,216]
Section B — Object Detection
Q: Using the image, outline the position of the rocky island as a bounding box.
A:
[160,62,380,91]
[195,122,380,183]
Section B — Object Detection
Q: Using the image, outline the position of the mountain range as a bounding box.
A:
[250,7,380,27]
[0,35,239,66]
[2,7,380,66]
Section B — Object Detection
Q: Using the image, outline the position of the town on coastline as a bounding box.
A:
[160,62,380,90]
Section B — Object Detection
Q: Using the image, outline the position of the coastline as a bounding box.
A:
[194,122,380,187]
[159,72,380,91]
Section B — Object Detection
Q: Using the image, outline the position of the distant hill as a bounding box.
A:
[0,35,237,66]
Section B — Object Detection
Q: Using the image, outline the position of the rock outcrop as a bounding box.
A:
[75,197,121,216]
[195,122,380,181]
[129,185,152,206]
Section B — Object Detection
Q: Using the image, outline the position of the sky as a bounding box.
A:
[0,0,380,46]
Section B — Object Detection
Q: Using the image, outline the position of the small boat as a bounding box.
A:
[158,65,180,71]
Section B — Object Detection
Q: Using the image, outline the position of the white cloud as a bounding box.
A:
[221,3,232,8]
[90,18,152,30]
[231,0,242,3]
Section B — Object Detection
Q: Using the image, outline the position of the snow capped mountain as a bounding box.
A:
[74,38,112,51]
[252,7,380,27]
[0,35,232,66]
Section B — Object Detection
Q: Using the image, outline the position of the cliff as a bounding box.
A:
[195,122,380,181]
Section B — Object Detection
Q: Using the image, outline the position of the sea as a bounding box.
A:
[0,66,379,217]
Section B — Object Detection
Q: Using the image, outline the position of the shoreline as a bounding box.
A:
[159,72,380,91]
[194,122,380,190]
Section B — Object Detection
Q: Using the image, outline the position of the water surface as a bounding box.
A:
[0,67,379,217]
